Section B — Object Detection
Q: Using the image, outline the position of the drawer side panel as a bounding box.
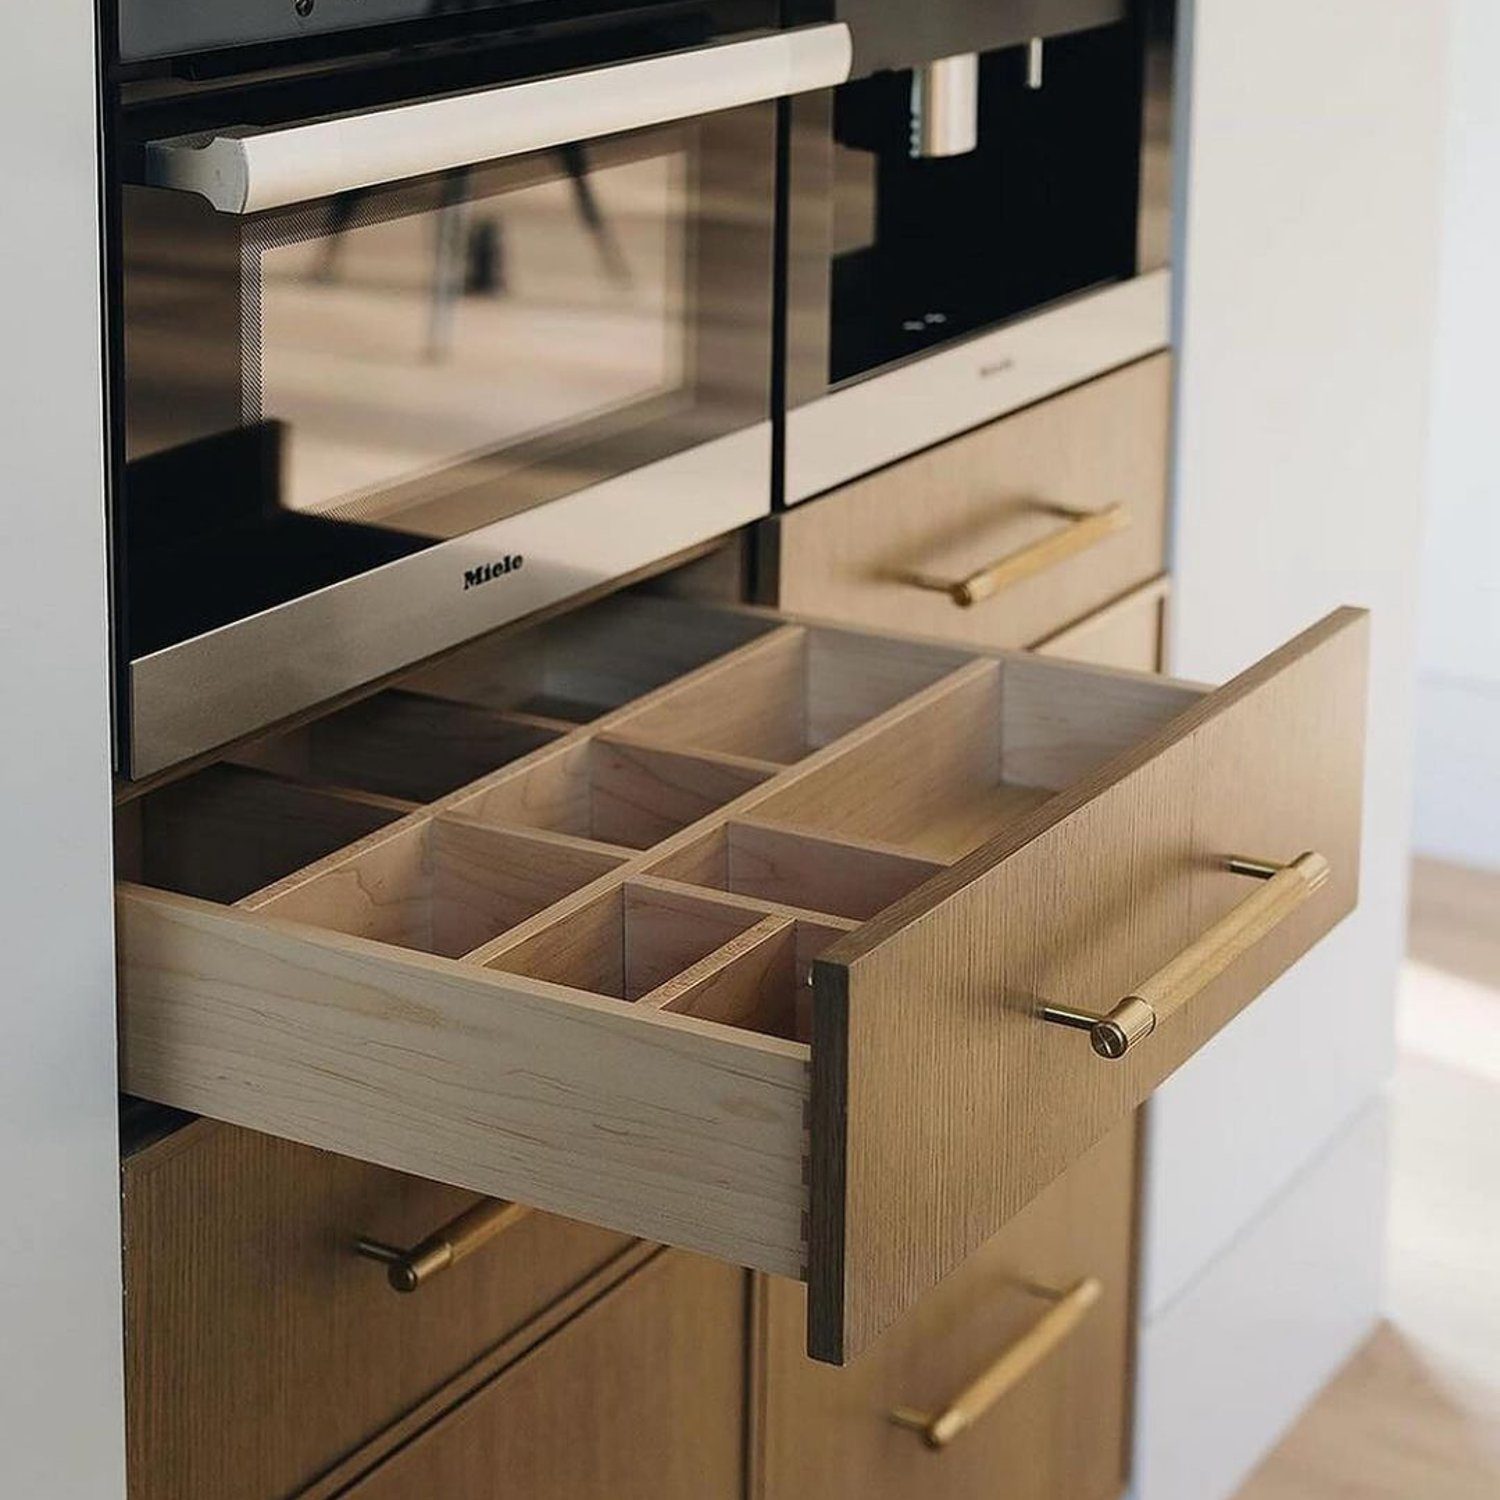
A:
[117,888,810,1278]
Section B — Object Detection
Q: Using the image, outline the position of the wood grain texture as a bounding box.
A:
[649,919,802,1038]
[339,1251,747,1500]
[760,1122,1136,1500]
[122,1119,640,1500]
[617,624,971,764]
[807,609,1370,1362]
[402,591,777,722]
[115,593,1369,1369]
[751,655,1197,862]
[998,652,1203,792]
[441,736,772,850]
[1035,576,1170,673]
[647,821,946,922]
[638,914,792,1008]
[116,886,811,1278]
[251,817,626,958]
[773,355,1171,650]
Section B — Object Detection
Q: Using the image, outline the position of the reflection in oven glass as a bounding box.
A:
[254,152,687,532]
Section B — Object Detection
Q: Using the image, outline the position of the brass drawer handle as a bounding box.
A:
[1042,852,1331,1059]
[906,502,1129,608]
[355,1198,531,1292]
[890,1278,1103,1449]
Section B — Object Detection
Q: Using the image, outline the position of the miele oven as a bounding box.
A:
[106,2,850,777]
[780,0,1175,503]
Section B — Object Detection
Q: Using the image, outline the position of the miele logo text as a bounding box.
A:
[463,555,524,591]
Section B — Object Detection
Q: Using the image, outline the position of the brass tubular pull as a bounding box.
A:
[1042,851,1331,1060]
[890,1278,1103,1449]
[906,503,1129,608]
[355,1198,530,1292]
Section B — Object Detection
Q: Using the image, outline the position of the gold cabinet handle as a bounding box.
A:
[355,1198,530,1292]
[906,502,1129,608]
[890,1278,1103,1449]
[1042,852,1331,1059]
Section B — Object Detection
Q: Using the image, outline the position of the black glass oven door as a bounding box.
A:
[122,106,774,661]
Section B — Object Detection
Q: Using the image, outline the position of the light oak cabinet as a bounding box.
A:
[335,1251,746,1500]
[1035,577,1170,674]
[758,1122,1137,1500]
[121,1119,638,1500]
[766,355,1171,652]
[114,586,1366,1367]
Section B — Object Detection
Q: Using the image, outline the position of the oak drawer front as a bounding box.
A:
[761,1122,1136,1500]
[336,1251,746,1500]
[122,1121,636,1500]
[115,593,1366,1369]
[1035,576,1169,674]
[772,355,1170,649]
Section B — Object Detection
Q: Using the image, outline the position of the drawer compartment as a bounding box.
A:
[769,355,1171,650]
[761,1121,1137,1500]
[116,593,1367,1365]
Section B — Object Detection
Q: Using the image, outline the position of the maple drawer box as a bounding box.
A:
[115,592,1367,1363]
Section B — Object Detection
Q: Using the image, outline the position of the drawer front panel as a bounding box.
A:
[773,356,1170,649]
[115,592,1366,1369]
[339,1251,746,1500]
[122,1122,636,1500]
[804,608,1367,1361]
[761,1121,1135,1500]
[1036,577,1169,673]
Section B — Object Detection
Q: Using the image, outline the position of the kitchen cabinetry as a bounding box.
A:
[334,1251,746,1500]
[757,1122,1136,1500]
[121,1120,638,1500]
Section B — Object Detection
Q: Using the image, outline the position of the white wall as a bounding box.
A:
[1414,0,1500,872]
[1135,2,1451,1496]
[0,1,127,1495]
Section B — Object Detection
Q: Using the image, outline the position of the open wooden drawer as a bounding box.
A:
[114,594,1367,1365]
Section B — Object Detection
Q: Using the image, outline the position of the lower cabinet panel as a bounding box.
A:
[122,1121,636,1500]
[1035,578,1169,674]
[1132,1099,1389,1500]
[339,1251,747,1500]
[758,1121,1137,1500]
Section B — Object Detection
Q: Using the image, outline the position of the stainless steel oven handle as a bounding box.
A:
[140,23,853,215]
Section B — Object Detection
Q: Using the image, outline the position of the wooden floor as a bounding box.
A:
[1233,859,1500,1499]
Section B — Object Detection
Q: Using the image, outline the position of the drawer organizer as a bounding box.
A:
[115,593,1368,1363]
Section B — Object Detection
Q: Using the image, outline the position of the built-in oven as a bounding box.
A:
[780,0,1174,503]
[107,3,850,776]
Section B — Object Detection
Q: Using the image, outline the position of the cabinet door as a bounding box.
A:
[760,1122,1136,1500]
[122,1121,636,1500]
[1035,577,1169,673]
[771,357,1171,650]
[340,1251,746,1500]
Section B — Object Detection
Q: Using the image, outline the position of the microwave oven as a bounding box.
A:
[780,0,1175,503]
[106,2,851,777]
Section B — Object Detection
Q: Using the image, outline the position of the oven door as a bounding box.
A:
[120,26,851,777]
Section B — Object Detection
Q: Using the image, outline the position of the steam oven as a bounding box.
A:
[108,1,850,775]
